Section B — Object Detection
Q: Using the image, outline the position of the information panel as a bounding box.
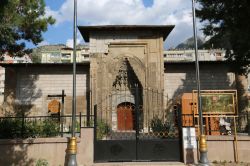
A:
[182,127,197,149]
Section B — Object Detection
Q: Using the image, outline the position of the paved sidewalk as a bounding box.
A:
[212,163,250,166]
[94,162,185,166]
[187,162,250,166]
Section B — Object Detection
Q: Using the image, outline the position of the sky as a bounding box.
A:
[35,0,203,49]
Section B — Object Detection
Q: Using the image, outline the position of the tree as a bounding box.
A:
[0,0,55,57]
[196,0,250,74]
[197,0,250,130]
[31,47,42,63]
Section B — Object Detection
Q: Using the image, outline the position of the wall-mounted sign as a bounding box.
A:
[48,99,61,113]
[193,90,237,115]
[182,127,197,149]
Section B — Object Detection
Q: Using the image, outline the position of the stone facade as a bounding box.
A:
[78,25,174,129]
[87,29,168,100]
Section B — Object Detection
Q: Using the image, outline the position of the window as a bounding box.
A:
[50,52,60,58]
[61,53,71,59]
[81,54,89,59]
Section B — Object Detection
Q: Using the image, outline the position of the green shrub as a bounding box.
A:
[97,120,110,140]
[40,119,60,137]
[151,116,171,133]
[150,116,176,138]
[0,119,22,138]
[75,120,80,133]
[0,118,60,139]
[23,120,42,138]
[36,159,49,166]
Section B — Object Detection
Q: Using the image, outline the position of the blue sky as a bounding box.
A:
[33,0,202,49]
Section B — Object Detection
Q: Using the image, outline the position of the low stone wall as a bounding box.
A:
[0,128,94,166]
[184,135,250,164]
[207,135,250,163]
[0,128,249,166]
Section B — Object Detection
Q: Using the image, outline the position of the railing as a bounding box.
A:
[181,114,195,127]
[0,113,94,139]
[181,113,250,136]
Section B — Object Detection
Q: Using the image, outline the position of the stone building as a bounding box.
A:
[0,25,248,119]
[78,25,174,131]
[0,25,250,164]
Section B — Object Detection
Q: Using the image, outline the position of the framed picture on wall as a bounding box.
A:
[192,90,237,115]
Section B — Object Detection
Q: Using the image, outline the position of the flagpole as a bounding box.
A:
[66,0,77,165]
[191,0,209,165]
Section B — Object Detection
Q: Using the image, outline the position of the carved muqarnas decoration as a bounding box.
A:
[112,58,140,90]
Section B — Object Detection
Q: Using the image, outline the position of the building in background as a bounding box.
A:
[164,49,226,62]
[0,53,32,64]
[32,44,89,63]
[32,44,227,63]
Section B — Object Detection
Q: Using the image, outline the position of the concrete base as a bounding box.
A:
[1,129,250,165]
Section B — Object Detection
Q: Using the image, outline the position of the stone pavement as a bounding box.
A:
[187,162,250,166]
[93,162,185,166]
[211,163,250,166]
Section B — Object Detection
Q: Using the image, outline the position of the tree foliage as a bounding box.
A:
[196,0,250,73]
[0,0,55,57]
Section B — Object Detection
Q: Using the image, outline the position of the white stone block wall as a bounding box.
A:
[164,63,236,101]
[15,67,88,115]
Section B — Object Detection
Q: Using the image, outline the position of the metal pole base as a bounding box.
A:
[65,137,77,166]
[66,154,77,166]
[199,135,209,166]
[199,151,210,166]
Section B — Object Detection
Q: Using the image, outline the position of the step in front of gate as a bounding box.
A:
[94,162,185,166]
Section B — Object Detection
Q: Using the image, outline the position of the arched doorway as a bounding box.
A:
[117,102,135,131]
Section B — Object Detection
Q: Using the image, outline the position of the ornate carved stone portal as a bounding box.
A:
[79,25,174,130]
